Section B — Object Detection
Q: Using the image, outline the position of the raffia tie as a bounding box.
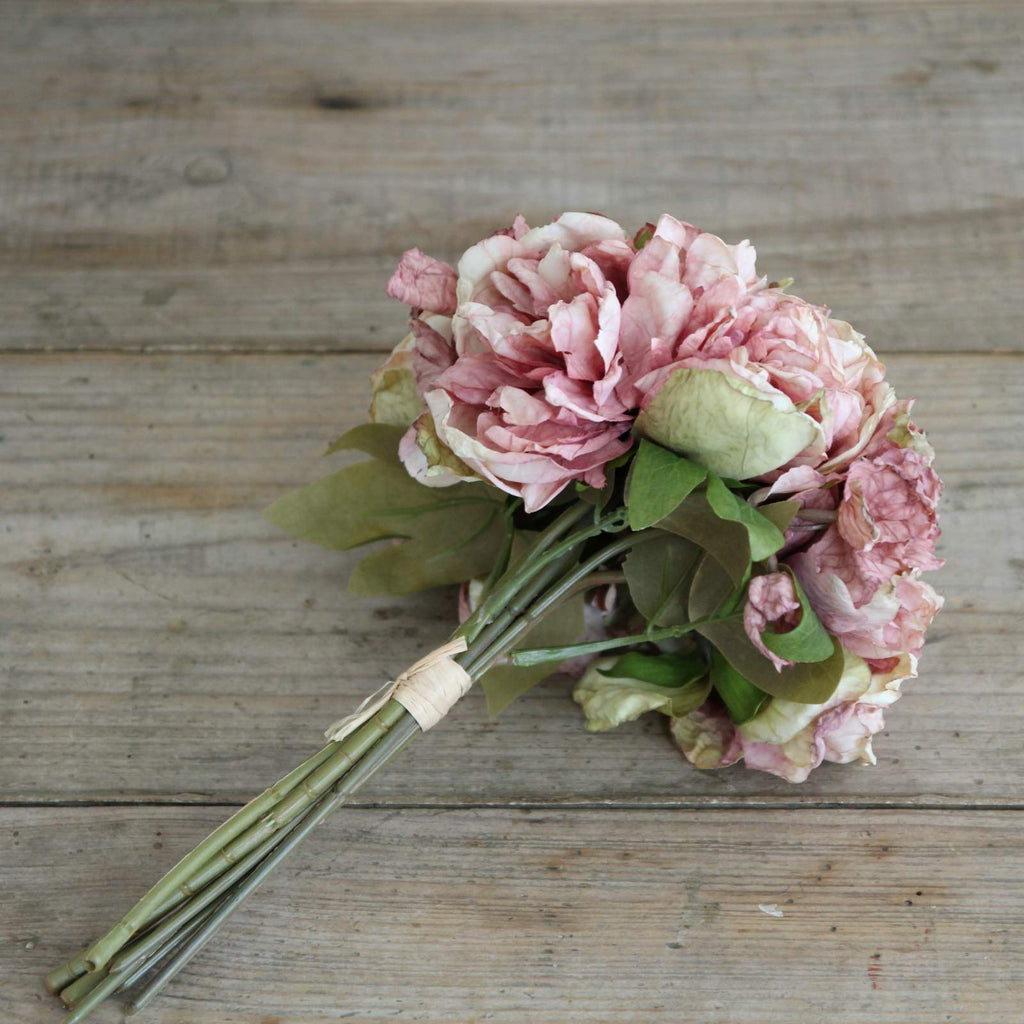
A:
[324,637,472,743]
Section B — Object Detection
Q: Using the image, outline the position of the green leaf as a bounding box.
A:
[697,617,845,704]
[324,423,406,465]
[479,663,553,719]
[687,553,741,621]
[705,475,785,561]
[636,366,821,479]
[624,533,701,628]
[598,651,707,688]
[479,591,584,717]
[758,568,834,664]
[656,493,750,588]
[264,460,507,596]
[710,650,769,724]
[573,657,711,732]
[625,439,707,531]
[757,499,801,534]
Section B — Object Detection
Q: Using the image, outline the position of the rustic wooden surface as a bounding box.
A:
[1,2,1022,1022]
[5,807,1021,1023]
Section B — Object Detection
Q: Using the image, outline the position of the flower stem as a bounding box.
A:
[62,901,222,1024]
[124,716,422,1015]
[57,702,407,982]
[47,498,612,1020]
[471,532,656,676]
[107,792,316,978]
[511,615,736,666]
[461,503,623,648]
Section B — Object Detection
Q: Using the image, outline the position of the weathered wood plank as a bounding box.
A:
[0,351,1015,805]
[3,805,1021,1023]
[1,1,1021,352]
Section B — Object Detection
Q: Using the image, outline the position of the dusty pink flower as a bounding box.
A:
[836,446,943,588]
[743,572,803,672]
[786,425,944,662]
[674,652,895,783]
[386,249,458,316]
[814,701,886,765]
[632,285,895,480]
[790,531,943,662]
[616,214,759,408]
[387,213,636,511]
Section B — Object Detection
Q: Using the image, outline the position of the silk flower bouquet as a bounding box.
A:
[46,212,943,1019]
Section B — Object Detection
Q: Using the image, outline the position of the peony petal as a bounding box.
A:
[519,211,628,252]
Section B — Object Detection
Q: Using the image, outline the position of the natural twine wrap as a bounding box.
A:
[324,637,472,743]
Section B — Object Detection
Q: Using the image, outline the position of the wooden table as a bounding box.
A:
[3,3,1022,1021]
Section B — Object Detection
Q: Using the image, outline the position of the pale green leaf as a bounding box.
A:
[705,475,786,561]
[368,333,423,428]
[573,657,711,732]
[480,592,584,717]
[636,367,821,479]
[479,663,554,720]
[264,461,507,596]
[626,439,706,530]
[324,423,405,464]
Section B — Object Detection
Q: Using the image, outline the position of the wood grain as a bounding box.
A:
[4,805,1021,1023]
[2,350,1016,805]
[2,6,1020,1021]
[1,1,1021,352]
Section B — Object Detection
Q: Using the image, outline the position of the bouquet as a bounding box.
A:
[45,212,943,1019]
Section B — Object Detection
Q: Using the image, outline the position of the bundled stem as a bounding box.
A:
[45,499,633,1021]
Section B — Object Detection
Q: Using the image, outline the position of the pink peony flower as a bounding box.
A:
[815,701,886,765]
[616,214,759,408]
[386,248,458,316]
[632,286,895,481]
[836,446,943,589]
[742,572,803,672]
[787,426,944,662]
[795,563,943,664]
[673,651,896,783]
[387,213,636,511]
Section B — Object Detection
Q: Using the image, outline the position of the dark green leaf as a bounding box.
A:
[698,617,845,704]
[626,439,707,531]
[323,423,406,465]
[758,568,834,664]
[623,533,701,627]
[705,475,785,561]
[598,651,707,688]
[756,499,801,534]
[656,493,750,587]
[710,650,769,724]
[264,460,506,596]
[687,553,741,621]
